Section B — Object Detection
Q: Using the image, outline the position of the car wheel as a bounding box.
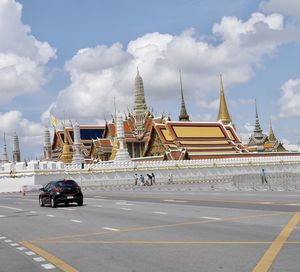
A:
[77,199,83,206]
[50,197,57,208]
[39,197,44,207]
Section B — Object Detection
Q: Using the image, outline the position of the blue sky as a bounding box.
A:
[1,0,300,159]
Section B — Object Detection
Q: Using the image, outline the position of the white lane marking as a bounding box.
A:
[201,217,221,220]
[0,215,7,218]
[71,220,82,223]
[41,263,56,269]
[0,236,6,239]
[25,251,36,256]
[13,202,23,204]
[59,208,76,211]
[260,202,274,204]
[287,195,300,197]
[33,257,46,262]
[94,196,107,199]
[0,205,23,211]
[10,243,19,246]
[17,247,26,251]
[120,208,132,211]
[93,205,103,208]
[4,240,12,243]
[115,202,135,206]
[47,214,55,217]
[285,203,300,206]
[102,227,120,232]
[29,211,37,214]
[153,212,168,215]
[163,199,187,203]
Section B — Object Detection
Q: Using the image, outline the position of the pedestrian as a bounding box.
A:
[140,174,145,186]
[147,173,153,185]
[134,173,138,185]
[261,169,268,185]
[168,173,173,184]
[151,173,156,185]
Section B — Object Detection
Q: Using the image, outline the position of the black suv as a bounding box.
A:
[39,180,83,208]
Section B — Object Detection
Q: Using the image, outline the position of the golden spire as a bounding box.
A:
[268,120,277,142]
[217,74,232,125]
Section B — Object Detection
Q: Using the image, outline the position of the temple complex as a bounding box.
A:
[47,70,287,163]
[246,101,286,152]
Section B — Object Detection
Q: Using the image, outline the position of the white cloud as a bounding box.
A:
[278,79,300,117]
[261,0,300,21]
[0,110,44,146]
[46,12,298,124]
[0,0,56,105]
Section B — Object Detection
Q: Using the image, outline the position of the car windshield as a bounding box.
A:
[56,180,78,188]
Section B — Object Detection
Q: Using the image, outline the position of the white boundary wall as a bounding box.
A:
[1,155,300,193]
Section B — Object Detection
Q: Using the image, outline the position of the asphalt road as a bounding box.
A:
[0,186,300,272]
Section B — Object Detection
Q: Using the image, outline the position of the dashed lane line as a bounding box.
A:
[47,215,55,218]
[92,205,103,208]
[10,243,19,246]
[25,251,36,256]
[71,220,82,223]
[0,215,7,218]
[120,208,132,211]
[0,236,6,239]
[163,199,187,203]
[31,212,287,242]
[4,240,12,243]
[102,227,120,232]
[200,217,222,220]
[17,247,26,251]
[115,201,135,206]
[0,205,23,211]
[285,203,300,206]
[59,208,77,211]
[153,211,168,215]
[21,241,78,272]
[41,263,56,270]
[33,257,46,262]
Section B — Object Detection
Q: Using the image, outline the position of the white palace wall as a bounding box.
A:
[1,155,300,193]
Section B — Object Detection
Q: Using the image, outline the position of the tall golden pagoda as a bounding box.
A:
[217,74,232,125]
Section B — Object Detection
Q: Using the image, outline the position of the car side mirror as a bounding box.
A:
[40,188,45,192]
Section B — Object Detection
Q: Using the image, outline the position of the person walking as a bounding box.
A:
[151,173,156,185]
[134,173,138,185]
[168,173,173,184]
[147,173,153,185]
[261,169,268,185]
[140,174,145,186]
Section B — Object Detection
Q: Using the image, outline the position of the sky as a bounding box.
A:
[1,0,300,160]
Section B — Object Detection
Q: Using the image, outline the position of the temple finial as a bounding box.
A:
[133,68,147,115]
[254,99,262,134]
[217,74,232,125]
[178,70,190,121]
[268,119,277,142]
